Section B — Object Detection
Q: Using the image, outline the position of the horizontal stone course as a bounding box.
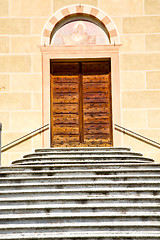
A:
[53,0,98,11]
[121,53,160,71]
[0,37,9,54]
[122,91,160,108]
[121,71,146,90]
[99,0,143,16]
[0,93,31,110]
[0,75,9,91]
[145,0,160,14]
[0,19,31,35]
[0,56,31,73]
[11,74,41,92]
[147,71,160,89]
[146,34,160,51]
[148,109,160,128]
[10,111,41,131]
[10,0,53,17]
[123,16,160,34]
[11,36,40,54]
[122,109,147,129]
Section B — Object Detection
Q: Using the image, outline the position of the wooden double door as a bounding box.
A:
[50,61,113,147]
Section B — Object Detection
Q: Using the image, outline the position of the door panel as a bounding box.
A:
[50,61,112,147]
[82,62,112,147]
[50,62,79,147]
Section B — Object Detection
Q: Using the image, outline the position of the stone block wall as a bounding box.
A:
[0,0,160,165]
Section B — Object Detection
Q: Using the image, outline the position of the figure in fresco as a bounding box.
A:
[61,21,96,45]
[52,20,109,46]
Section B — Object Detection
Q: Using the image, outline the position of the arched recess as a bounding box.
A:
[41,4,120,46]
[40,4,122,148]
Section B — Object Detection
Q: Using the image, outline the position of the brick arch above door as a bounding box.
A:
[41,4,120,46]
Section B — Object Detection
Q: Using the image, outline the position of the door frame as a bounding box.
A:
[40,44,121,147]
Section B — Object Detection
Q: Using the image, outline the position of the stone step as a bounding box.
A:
[0,196,159,206]
[23,150,143,159]
[0,175,160,184]
[0,222,160,234]
[0,181,160,190]
[1,163,160,171]
[0,231,160,240]
[1,147,159,238]
[12,155,154,165]
[8,163,160,172]
[7,163,160,173]
[1,169,160,177]
[0,232,160,240]
[0,188,160,198]
[35,147,131,153]
[13,160,154,166]
[0,212,160,224]
[0,203,160,214]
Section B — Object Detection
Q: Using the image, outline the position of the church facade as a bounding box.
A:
[0,0,160,165]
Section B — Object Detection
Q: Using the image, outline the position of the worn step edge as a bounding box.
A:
[12,161,151,166]
[0,196,160,202]
[0,176,160,183]
[12,155,154,164]
[6,163,160,170]
[23,151,143,159]
[1,202,160,210]
[1,169,160,174]
[1,212,160,219]
[0,187,160,194]
[0,231,160,239]
[12,161,154,167]
[1,181,160,188]
[1,163,159,171]
[13,161,153,167]
[0,222,160,228]
[35,147,131,152]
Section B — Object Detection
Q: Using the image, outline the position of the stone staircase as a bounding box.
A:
[0,147,160,239]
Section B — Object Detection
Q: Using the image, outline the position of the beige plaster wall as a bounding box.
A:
[0,0,160,165]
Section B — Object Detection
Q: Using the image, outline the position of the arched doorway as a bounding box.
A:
[40,4,121,148]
